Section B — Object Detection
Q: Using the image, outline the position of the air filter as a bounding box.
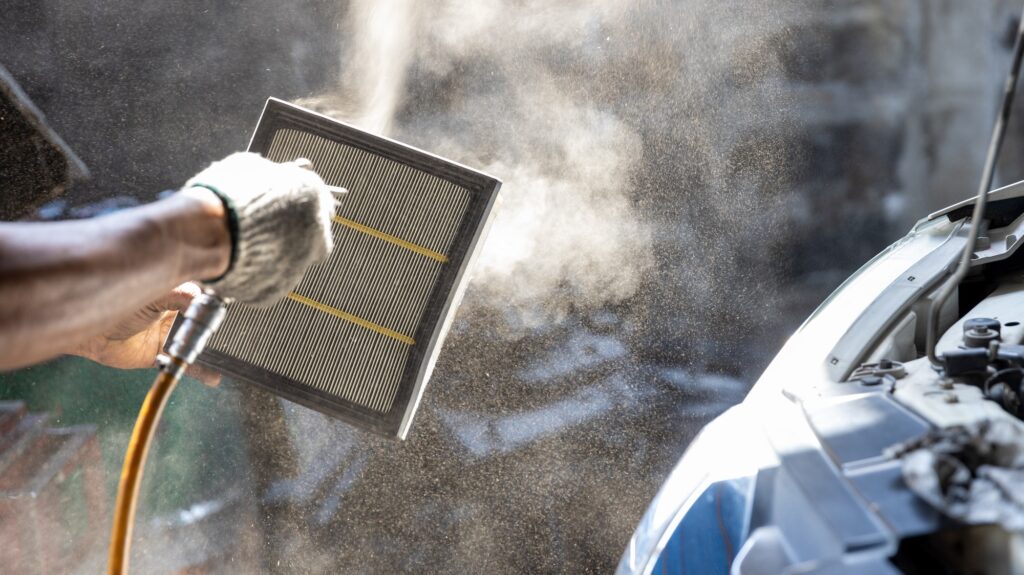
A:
[194,98,500,439]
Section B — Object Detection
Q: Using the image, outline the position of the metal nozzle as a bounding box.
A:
[293,157,348,199]
[163,292,227,372]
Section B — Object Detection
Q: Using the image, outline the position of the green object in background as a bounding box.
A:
[0,356,249,516]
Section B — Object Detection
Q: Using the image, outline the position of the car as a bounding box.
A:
[619,8,1024,575]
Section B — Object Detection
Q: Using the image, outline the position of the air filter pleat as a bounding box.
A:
[211,300,409,412]
[267,129,471,256]
[295,223,441,336]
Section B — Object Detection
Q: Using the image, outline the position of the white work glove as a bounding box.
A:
[184,152,336,307]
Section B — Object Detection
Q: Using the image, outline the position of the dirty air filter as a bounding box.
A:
[195,98,500,439]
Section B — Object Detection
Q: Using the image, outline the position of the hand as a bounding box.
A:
[185,152,337,306]
[71,282,221,386]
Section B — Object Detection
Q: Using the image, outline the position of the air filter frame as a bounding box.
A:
[190,98,500,439]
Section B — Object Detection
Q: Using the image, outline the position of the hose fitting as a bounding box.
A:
[109,290,226,575]
[160,292,226,374]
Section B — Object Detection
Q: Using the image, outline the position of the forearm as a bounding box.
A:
[0,189,230,370]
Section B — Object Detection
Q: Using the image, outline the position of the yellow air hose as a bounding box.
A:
[107,293,226,575]
[108,367,183,573]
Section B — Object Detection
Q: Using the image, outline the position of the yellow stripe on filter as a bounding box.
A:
[332,215,449,263]
[286,292,416,346]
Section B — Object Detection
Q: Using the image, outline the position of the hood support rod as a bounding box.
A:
[926,6,1024,368]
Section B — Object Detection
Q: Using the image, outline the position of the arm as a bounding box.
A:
[0,189,230,370]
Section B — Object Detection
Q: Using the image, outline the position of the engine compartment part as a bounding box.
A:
[888,421,1024,532]
[622,175,1024,574]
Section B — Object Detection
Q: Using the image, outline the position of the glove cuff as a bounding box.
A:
[187,183,239,282]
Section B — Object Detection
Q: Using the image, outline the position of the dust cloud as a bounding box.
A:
[275,1,805,572]
[304,0,656,328]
